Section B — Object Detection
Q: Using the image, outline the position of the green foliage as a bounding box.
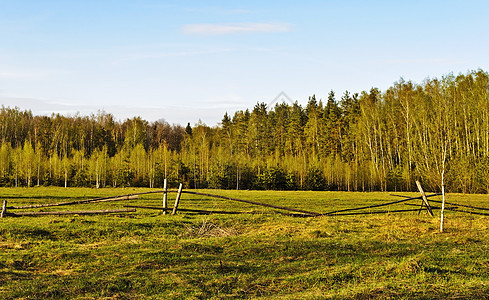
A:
[209,164,236,189]
[256,166,287,190]
[1,70,489,191]
[305,167,327,190]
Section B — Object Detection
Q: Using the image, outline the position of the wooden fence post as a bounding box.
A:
[162,178,168,215]
[172,183,183,215]
[416,181,434,217]
[1,200,7,218]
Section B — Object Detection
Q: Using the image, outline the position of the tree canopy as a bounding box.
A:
[1,70,488,192]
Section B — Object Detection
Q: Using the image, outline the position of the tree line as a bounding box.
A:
[1,70,488,192]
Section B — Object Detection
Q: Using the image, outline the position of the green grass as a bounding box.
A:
[1,187,489,299]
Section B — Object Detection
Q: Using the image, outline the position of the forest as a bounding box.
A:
[1,70,488,193]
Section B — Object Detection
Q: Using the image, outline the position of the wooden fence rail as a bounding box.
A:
[428,199,489,211]
[9,195,140,209]
[182,190,321,216]
[6,208,136,217]
[328,208,424,216]
[124,205,249,215]
[324,193,442,216]
[6,180,489,219]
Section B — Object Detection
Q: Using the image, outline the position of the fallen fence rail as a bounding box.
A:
[181,190,321,216]
[328,208,424,216]
[405,201,489,216]
[404,203,459,211]
[9,194,141,209]
[6,208,136,217]
[124,205,251,215]
[123,204,311,217]
[450,209,489,216]
[8,190,182,210]
[395,194,489,214]
[428,199,489,211]
[4,181,472,219]
[324,193,442,215]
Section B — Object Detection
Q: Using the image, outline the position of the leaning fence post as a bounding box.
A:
[1,200,7,218]
[416,180,434,217]
[162,178,168,215]
[172,183,183,215]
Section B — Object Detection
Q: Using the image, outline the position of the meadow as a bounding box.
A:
[1,187,489,299]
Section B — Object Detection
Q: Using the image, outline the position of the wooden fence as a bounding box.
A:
[2,181,489,218]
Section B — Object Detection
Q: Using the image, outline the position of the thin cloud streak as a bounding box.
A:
[181,22,292,35]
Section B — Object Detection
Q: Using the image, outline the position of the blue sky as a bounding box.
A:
[1,0,488,126]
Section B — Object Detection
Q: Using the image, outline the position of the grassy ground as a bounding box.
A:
[1,187,489,299]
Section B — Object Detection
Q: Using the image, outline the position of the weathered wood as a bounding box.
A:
[162,178,168,215]
[390,193,442,199]
[128,190,178,196]
[400,193,489,217]
[324,193,441,216]
[448,209,489,216]
[89,195,139,203]
[169,208,245,215]
[182,191,321,216]
[328,208,423,216]
[172,183,183,215]
[413,204,489,216]
[404,203,459,211]
[124,205,311,217]
[1,200,7,218]
[124,205,248,215]
[10,195,139,209]
[416,181,434,216]
[8,208,136,216]
[428,199,489,211]
[417,200,424,215]
[125,205,168,210]
[392,192,443,216]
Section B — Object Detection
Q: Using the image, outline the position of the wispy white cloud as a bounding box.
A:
[181,22,292,36]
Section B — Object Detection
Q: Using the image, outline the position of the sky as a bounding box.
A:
[1,0,488,126]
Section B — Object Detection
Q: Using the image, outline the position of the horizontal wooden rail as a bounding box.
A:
[324,193,442,215]
[124,205,250,215]
[7,208,136,217]
[10,195,140,209]
[451,209,489,216]
[182,191,321,216]
[328,208,424,216]
[428,199,489,211]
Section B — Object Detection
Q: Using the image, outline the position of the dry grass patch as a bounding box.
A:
[184,218,240,238]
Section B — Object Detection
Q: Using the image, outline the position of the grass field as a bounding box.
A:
[1,187,489,299]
